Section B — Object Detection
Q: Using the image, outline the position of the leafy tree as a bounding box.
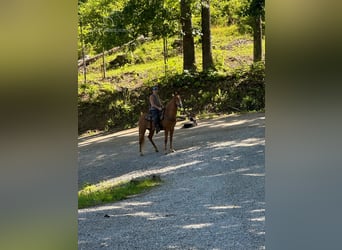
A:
[78,0,129,54]
[122,0,178,38]
[210,0,249,26]
[210,0,264,62]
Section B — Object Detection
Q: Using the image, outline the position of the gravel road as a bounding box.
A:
[78,112,265,249]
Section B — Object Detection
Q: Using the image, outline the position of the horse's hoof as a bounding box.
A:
[140,153,144,156]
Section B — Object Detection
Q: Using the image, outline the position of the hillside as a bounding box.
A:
[78,26,263,87]
[78,25,265,134]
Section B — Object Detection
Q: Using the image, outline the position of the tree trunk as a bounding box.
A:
[102,45,106,79]
[163,37,168,77]
[253,14,262,62]
[80,20,87,84]
[201,0,214,71]
[181,0,196,72]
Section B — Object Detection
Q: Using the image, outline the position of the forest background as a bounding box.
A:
[77,0,265,134]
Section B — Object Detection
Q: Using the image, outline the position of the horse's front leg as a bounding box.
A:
[169,128,175,153]
[139,126,146,156]
[164,130,169,154]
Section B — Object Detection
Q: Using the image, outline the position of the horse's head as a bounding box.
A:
[174,93,183,109]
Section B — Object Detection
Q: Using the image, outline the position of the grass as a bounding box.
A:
[78,175,162,209]
[78,25,265,86]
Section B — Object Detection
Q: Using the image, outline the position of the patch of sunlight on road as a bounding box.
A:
[207,205,241,210]
[208,141,235,148]
[182,223,213,229]
[209,119,249,128]
[87,160,202,191]
[113,211,171,221]
[249,216,265,222]
[78,127,138,147]
[231,138,264,147]
[242,173,265,177]
[78,201,153,213]
[249,209,265,213]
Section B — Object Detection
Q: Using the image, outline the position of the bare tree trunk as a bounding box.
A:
[163,37,168,77]
[181,0,196,72]
[101,45,106,79]
[201,0,214,71]
[80,21,87,84]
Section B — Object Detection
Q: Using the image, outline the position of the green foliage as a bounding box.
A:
[78,25,265,134]
[78,0,130,54]
[123,0,179,39]
[78,65,265,133]
[78,0,264,56]
[78,176,162,209]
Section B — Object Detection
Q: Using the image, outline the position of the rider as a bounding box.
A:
[149,86,163,134]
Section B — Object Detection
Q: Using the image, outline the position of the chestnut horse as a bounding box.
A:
[139,93,183,156]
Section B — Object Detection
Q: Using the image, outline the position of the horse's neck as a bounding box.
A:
[164,99,177,117]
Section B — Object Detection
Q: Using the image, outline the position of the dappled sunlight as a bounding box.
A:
[79,201,153,213]
[82,210,170,221]
[209,119,249,128]
[112,211,158,220]
[78,127,138,147]
[242,173,265,177]
[95,154,107,160]
[172,146,202,154]
[250,209,265,214]
[256,232,265,235]
[79,113,265,249]
[92,160,202,188]
[249,216,265,222]
[119,201,153,207]
[231,137,264,148]
[208,141,235,148]
[182,223,213,229]
[207,138,264,152]
[193,115,265,130]
[137,160,201,176]
[220,224,240,229]
[233,167,251,173]
[200,172,228,178]
[228,165,264,175]
[206,205,241,210]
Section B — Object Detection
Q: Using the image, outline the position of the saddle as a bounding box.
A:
[144,109,164,121]
[144,113,153,121]
[144,109,165,129]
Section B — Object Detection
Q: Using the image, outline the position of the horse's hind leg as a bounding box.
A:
[148,130,159,153]
[139,132,145,156]
[139,128,145,156]
[169,128,175,153]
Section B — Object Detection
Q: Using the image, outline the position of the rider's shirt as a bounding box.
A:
[149,94,161,110]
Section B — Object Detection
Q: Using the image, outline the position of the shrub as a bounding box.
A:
[78,62,265,134]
